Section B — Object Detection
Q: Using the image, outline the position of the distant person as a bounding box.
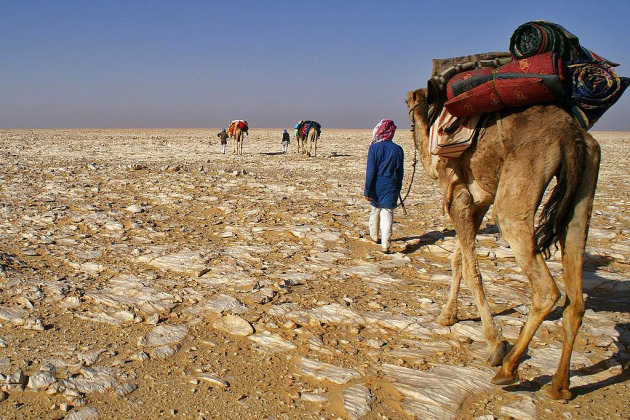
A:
[217,129,229,154]
[281,129,290,153]
[363,119,404,254]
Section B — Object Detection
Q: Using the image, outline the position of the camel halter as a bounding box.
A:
[396,104,421,214]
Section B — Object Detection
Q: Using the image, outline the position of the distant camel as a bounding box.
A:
[227,120,248,155]
[295,121,321,157]
[407,88,600,401]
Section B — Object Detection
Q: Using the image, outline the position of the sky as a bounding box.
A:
[1,0,629,130]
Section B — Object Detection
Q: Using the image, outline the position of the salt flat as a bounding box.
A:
[0,129,628,419]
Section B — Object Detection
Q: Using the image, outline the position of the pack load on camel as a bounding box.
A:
[294,120,322,156]
[294,121,321,138]
[426,20,629,158]
[227,120,248,137]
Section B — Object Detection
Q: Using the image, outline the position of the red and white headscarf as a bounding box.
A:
[371,119,396,145]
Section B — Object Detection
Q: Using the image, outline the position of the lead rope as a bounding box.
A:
[396,147,417,213]
[396,103,425,214]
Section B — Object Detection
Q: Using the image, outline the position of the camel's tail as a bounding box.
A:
[535,133,586,258]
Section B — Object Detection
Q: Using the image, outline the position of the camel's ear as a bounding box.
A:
[408,89,427,106]
[406,90,415,107]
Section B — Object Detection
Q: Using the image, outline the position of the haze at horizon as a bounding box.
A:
[2,0,629,130]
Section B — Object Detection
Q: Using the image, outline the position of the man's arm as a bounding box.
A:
[364,147,376,198]
[395,148,404,193]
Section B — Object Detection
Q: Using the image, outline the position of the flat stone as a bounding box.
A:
[61,367,118,394]
[150,345,179,359]
[381,363,493,419]
[300,392,329,403]
[343,384,374,419]
[500,392,538,420]
[0,307,28,325]
[249,332,297,353]
[197,373,229,388]
[451,321,485,342]
[186,294,248,315]
[65,407,99,420]
[104,220,124,231]
[138,324,188,347]
[300,357,360,385]
[144,250,210,276]
[213,315,254,336]
[27,371,56,390]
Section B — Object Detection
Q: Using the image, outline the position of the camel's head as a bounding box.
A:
[406,89,429,124]
[406,89,430,138]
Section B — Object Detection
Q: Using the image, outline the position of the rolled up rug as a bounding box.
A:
[568,61,630,128]
[510,20,618,66]
[510,21,582,61]
[444,52,568,117]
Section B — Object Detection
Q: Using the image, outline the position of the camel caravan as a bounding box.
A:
[407,20,628,400]
[220,119,323,157]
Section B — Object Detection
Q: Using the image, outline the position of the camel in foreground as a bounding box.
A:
[407,88,600,400]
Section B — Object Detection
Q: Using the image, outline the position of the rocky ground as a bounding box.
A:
[0,128,628,420]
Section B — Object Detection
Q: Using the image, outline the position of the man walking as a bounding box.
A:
[363,119,404,254]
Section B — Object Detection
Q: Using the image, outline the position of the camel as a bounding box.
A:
[227,120,248,155]
[232,125,246,155]
[295,121,321,156]
[406,88,601,400]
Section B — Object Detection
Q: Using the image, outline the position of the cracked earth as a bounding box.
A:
[1,129,629,419]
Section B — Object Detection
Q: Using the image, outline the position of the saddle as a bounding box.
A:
[429,108,481,158]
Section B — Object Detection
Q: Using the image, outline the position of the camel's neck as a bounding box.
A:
[410,104,438,179]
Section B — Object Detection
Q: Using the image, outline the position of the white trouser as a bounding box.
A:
[221,144,226,154]
[369,205,394,251]
[282,142,289,153]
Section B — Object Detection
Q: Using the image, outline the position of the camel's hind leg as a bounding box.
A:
[448,183,508,366]
[543,135,600,400]
[438,204,489,327]
[491,159,562,385]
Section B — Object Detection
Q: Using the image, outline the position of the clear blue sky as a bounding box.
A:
[1,0,629,129]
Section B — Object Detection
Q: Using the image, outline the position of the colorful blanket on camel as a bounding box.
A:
[227,120,248,137]
[444,52,567,117]
[296,121,321,138]
[509,20,628,129]
[509,20,616,65]
[426,52,513,127]
[568,61,630,129]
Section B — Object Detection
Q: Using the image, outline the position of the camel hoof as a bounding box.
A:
[488,340,510,367]
[491,369,519,386]
[436,312,458,327]
[542,384,572,401]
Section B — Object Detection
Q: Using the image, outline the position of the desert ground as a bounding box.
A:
[0,128,629,419]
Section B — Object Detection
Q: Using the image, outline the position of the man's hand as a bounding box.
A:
[364,196,372,202]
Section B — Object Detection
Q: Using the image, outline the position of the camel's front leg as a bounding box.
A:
[437,242,462,326]
[438,203,489,326]
[449,185,508,366]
